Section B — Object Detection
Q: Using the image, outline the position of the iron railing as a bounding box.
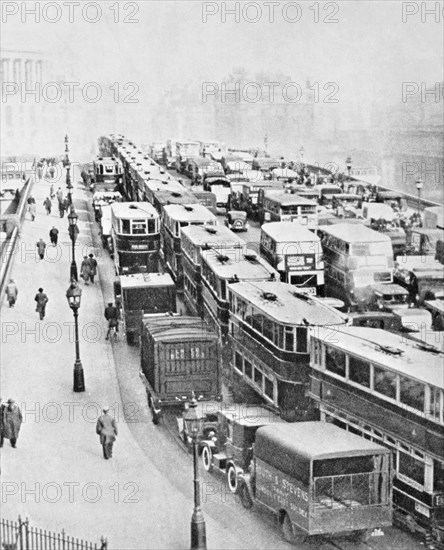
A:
[0,517,107,550]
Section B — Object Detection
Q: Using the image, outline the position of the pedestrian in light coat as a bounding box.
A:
[34,288,49,320]
[36,238,46,260]
[43,197,52,215]
[56,188,63,204]
[5,279,18,307]
[49,226,59,246]
[80,256,91,284]
[29,202,36,221]
[0,399,23,448]
[88,254,98,283]
[96,407,118,459]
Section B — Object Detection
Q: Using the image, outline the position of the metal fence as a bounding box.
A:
[1,517,107,550]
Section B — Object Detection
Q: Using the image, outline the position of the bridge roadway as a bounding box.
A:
[0,167,421,550]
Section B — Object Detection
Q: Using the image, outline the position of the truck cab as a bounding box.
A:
[196,405,282,493]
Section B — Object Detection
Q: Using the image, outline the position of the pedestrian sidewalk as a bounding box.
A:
[0,170,248,549]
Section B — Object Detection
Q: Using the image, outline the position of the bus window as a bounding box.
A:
[147,219,157,234]
[132,221,146,235]
[122,219,131,234]
[325,346,346,377]
[398,451,425,488]
[433,459,444,491]
[263,318,273,341]
[373,367,397,400]
[284,326,294,352]
[349,356,370,387]
[296,327,307,353]
[400,376,425,412]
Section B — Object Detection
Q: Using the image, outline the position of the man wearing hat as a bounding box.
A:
[95,407,118,459]
[0,399,23,448]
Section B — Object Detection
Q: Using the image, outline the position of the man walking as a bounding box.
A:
[5,279,18,307]
[56,187,63,204]
[104,302,119,340]
[80,256,92,284]
[96,407,118,459]
[0,399,23,448]
[43,197,52,215]
[88,253,98,283]
[29,201,36,221]
[36,238,46,260]
[34,288,49,320]
[49,226,59,246]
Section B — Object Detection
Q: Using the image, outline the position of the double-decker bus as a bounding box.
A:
[175,140,200,172]
[181,225,246,317]
[318,223,394,310]
[92,157,123,192]
[260,222,324,294]
[258,190,317,228]
[200,250,279,341]
[228,281,348,420]
[162,204,217,288]
[309,326,444,546]
[111,202,160,274]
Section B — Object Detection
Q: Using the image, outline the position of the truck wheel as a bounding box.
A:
[201,445,213,472]
[239,480,253,509]
[226,464,238,493]
[280,512,306,544]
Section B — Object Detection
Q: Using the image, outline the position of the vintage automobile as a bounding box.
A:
[196,405,283,493]
[225,210,248,232]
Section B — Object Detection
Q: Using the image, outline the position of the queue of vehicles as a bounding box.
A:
[91,134,443,547]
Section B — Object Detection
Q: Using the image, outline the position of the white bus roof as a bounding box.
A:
[229,281,348,326]
[111,202,158,218]
[181,225,246,248]
[312,326,444,387]
[261,222,320,242]
[163,204,217,223]
[320,223,392,243]
[203,251,278,281]
[264,190,317,206]
[119,272,175,289]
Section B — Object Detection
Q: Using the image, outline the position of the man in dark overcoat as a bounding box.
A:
[1,399,23,448]
[96,407,118,459]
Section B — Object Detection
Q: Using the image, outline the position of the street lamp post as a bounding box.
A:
[346,156,352,181]
[183,395,207,550]
[66,281,85,392]
[68,208,79,282]
[65,135,73,206]
[415,178,423,218]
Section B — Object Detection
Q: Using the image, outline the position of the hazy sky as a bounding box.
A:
[2,0,443,158]
[4,0,442,103]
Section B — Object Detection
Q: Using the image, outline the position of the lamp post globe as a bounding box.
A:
[66,281,85,392]
[183,395,207,550]
[68,208,79,282]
